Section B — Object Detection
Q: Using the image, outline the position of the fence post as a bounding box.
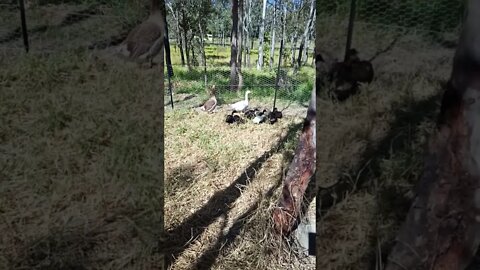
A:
[273,4,287,111]
[163,10,174,109]
[18,0,29,53]
[344,0,356,61]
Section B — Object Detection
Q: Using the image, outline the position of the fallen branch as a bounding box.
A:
[272,86,316,235]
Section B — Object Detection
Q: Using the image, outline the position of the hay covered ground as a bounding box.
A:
[315,16,456,269]
[0,49,164,269]
[0,3,165,269]
[164,66,316,269]
[164,11,317,266]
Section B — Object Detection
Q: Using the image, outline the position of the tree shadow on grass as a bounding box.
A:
[163,121,303,268]
[189,164,284,270]
[315,92,442,268]
[165,163,198,196]
[13,207,164,270]
[0,5,101,45]
[189,138,318,269]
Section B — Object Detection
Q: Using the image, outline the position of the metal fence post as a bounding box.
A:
[163,10,174,110]
[18,0,29,53]
[344,0,356,61]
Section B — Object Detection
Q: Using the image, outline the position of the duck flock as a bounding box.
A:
[199,86,283,125]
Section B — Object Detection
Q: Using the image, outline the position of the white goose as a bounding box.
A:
[230,90,251,111]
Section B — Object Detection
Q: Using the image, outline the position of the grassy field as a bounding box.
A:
[0,3,167,268]
[315,16,456,269]
[164,31,316,270]
[0,2,145,52]
[5,2,462,269]
[164,106,315,269]
[166,42,315,114]
[0,49,165,269]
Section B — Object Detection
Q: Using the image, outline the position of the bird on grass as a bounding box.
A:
[268,107,283,124]
[243,108,259,119]
[252,109,268,124]
[115,0,165,68]
[230,90,251,112]
[226,111,245,124]
[201,85,218,113]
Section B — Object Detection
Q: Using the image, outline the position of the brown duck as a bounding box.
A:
[201,85,218,113]
[117,0,165,67]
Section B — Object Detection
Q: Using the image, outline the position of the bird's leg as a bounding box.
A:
[149,58,154,69]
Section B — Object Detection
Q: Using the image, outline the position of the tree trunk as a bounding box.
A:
[184,31,191,69]
[290,31,298,68]
[198,22,208,89]
[191,38,196,66]
[303,12,315,66]
[230,0,239,91]
[385,1,480,268]
[256,0,268,70]
[237,0,243,90]
[296,0,315,70]
[222,28,225,46]
[242,0,249,68]
[246,0,252,68]
[273,86,316,235]
[167,4,185,66]
[269,1,277,70]
[280,3,287,68]
[181,8,191,70]
[238,0,243,70]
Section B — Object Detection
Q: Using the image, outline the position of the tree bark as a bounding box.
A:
[167,3,185,66]
[238,0,243,69]
[269,1,277,70]
[297,0,315,70]
[229,0,239,91]
[280,3,287,68]
[237,0,243,90]
[273,86,316,235]
[303,10,315,66]
[198,22,208,89]
[181,7,191,70]
[290,31,298,68]
[256,0,268,70]
[386,1,480,268]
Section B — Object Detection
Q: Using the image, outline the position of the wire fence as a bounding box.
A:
[164,63,314,113]
[0,1,151,54]
[1,0,314,114]
[0,0,165,117]
[164,19,315,113]
[316,0,464,85]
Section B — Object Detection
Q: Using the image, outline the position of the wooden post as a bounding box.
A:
[18,0,29,53]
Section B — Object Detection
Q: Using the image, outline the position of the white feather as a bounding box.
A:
[230,91,251,111]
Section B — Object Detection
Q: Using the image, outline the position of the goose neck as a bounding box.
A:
[244,92,250,101]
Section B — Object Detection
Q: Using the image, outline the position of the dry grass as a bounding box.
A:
[0,48,164,269]
[0,2,145,52]
[315,17,455,270]
[164,101,315,269]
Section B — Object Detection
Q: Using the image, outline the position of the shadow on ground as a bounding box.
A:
[316,92,443,268]
[163,121,304,268]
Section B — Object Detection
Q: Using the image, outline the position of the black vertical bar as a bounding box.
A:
[344,0,356,62]
[273,38,284,111]
[163,11,174,109]
[18,0,29,53]
[273,3,286,111]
